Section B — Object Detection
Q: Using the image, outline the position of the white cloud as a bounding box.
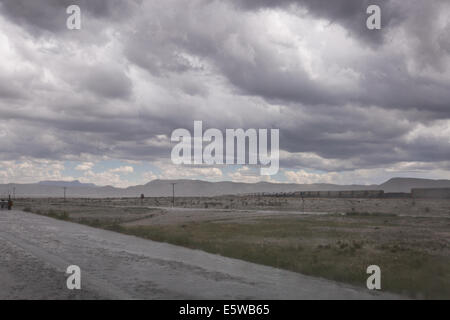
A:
[227,166,274,183]
[110,166,134,174]
[75,162,94,171]
[0,159,72,184]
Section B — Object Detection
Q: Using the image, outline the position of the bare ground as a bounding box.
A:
[8,196,450,299]
[0,210,400,300]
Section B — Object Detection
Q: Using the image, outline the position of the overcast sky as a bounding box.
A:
[0,0,449,187]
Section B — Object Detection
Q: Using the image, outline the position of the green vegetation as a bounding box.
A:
[25,207,70,221]
[345,211,397,217]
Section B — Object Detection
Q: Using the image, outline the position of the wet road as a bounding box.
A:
[0,210,401,299]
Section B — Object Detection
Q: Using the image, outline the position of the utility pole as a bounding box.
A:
[63,187,67,202]
[170,183,176,207]
[301,193,305,212]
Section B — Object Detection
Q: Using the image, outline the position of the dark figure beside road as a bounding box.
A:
[0,196,13,210]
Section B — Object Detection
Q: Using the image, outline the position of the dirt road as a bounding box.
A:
[0,210,401,299]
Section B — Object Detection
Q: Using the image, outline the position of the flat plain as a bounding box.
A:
[13,195,450,299]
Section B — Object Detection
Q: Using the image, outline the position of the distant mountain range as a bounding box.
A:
[1,177,449,198]
[378,178,450,193]
[38,180,97,188]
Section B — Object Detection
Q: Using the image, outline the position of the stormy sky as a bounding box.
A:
[0,0,449,187]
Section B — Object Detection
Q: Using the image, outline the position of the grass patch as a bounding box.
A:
[46,209,70,221]
[345,211,397,217]
[24,207,70,221]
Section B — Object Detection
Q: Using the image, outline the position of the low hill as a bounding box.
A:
[0,177,449,198]
[379,178,450,193]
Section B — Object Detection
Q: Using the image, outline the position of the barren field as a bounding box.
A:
[4,210,398,299]
[12,196,450,299]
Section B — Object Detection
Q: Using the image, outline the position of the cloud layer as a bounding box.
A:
[0,0,449,186]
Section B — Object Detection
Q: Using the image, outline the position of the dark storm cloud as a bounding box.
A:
[0,79,25,100]
[0,109,171,162]
[0,0,449,181]
[213,48,450,119]
[118,0,450,118]
[278,108,405,171]
[0,0,138,35]
[74,65,133,100]
[230,0,405,45]
[173,2,445,123]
